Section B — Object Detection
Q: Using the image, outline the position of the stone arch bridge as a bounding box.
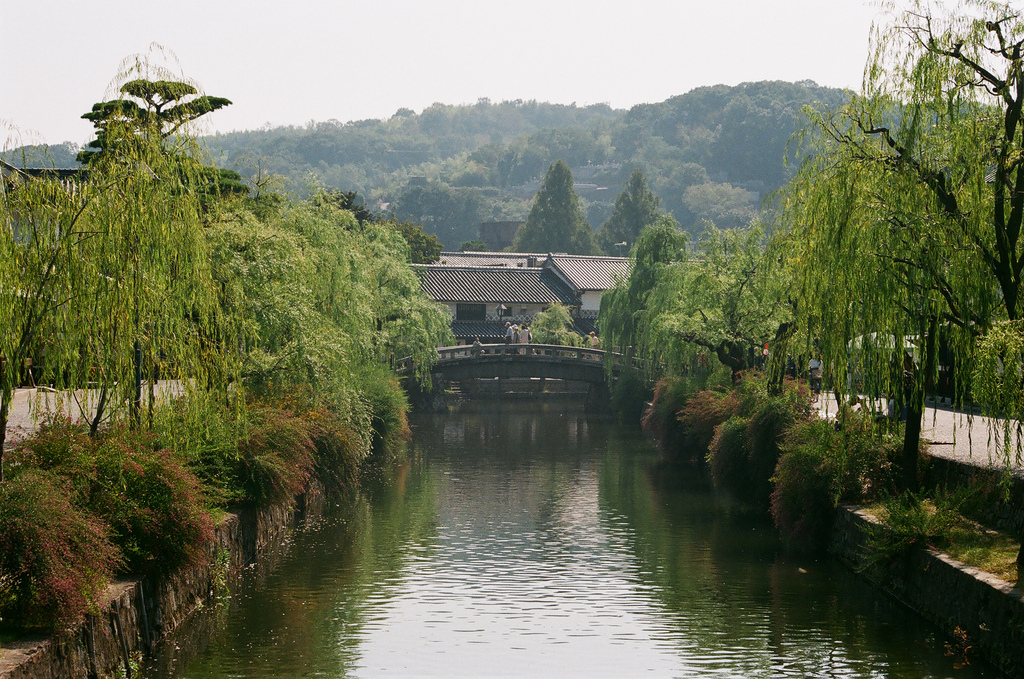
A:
[396,343,635,409]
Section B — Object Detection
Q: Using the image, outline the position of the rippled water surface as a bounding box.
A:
[151,402,996,678]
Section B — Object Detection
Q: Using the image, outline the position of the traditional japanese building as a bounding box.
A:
[415,252,629,344]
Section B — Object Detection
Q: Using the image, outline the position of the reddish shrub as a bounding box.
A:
[236,403,315,505]
[304,406,363,493]
[8,415,96,500]
[677,390,739,460]
[89,426,214,575]
[0,470,119,630]
[768,410,897,550]
[642,377,688,443]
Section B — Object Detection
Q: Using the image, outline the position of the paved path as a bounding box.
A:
[818,396,1024,474]
[3,383,184,448]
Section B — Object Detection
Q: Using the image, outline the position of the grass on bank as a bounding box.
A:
[864,496,1020,585]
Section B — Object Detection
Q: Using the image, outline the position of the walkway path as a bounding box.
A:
[2,383,184,448]
[818,396,1024,474]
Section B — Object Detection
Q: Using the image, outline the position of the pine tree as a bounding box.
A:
[513,161,597,254]
[597,169,665,254]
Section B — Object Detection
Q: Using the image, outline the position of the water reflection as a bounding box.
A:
[151,402,995,678]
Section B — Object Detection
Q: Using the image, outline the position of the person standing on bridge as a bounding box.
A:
[518,323,531,355]
[504,322,514,345]
[471,337,483,356]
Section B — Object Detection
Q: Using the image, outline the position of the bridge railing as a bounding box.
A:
[438,343,606,362]
[395,343,639,375]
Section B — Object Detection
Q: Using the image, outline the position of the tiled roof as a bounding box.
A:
[548,255,630,291]
[435,251,630,292]
[572,317,599,336]
[414,265,577,305]
[451,321,509,340]
[436,251,541,268]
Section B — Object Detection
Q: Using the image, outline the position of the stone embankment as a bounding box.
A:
[0,486,323,679]
[831,453,1024,676]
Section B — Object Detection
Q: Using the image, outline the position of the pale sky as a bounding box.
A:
[2,0,884,148]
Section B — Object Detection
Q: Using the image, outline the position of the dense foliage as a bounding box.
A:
[0,60,452,630]
[512,161,597,254]
[600,221,793,386]
[8,81,849,251]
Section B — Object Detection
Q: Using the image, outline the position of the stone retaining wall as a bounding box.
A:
[831,505,1024,676]
[924,455,1024,537]
[0,485,322,679]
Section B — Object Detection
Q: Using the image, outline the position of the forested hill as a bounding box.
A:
[6,80,849,250]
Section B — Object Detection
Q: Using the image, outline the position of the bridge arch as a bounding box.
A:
[397,344,627,384]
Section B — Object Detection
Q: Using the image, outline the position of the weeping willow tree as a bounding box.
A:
[782,1,1024,488]
[598,217,687,379]
[0,55,235,480]
[72,58,235,433]
[0,166,88,479]
[636,223,794,383]
[207,192,452,458]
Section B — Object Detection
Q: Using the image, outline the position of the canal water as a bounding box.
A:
[148,402,995,678]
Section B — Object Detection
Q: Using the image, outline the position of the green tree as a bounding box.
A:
[680,182,758,232]
[0,168,90,478]
[596,169,666,254]
[460,239,489,251]
[78,77,244,211]
[78,79,231,165]
[311,189,441,263]
[530,303,584,346]
[387,219,442,264]
[513,160,597,254]
[0,65,231,478]
[392,181,487,250]
[641,224,791,382]
[782,0,1024,488]
[599,217,687,375]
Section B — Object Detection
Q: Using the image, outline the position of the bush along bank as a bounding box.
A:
[645,371,901,536]
[0,376,411,639]
[641,369,1024,674]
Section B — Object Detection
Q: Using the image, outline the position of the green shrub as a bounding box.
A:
[0,470,119,630]
[708,415,750,496]
[676,389,739,462]
[770,410,898,549]
[355,369,411,457]
[89,426,214,575]
[155,396,241,506]
[770,419,841,548]
[746,393,808,509]
[833,409,900,503]
[236,402,315,505]
[865,491,962,566]
[610,369,651,426]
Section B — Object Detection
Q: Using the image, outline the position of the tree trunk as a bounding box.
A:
[767,321,795,396]
[0,393,9,484]
[900,317,938,493]
[901,399,923,493]
[89,385,109,437]
[716,341,746,384]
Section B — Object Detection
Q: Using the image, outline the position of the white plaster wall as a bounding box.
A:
[580,291,603,312]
